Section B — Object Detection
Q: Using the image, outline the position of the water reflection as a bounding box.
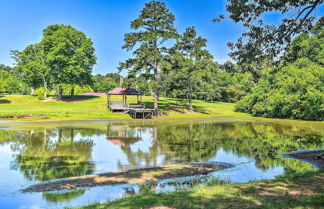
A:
[0,119,323,208]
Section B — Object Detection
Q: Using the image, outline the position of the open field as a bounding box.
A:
[78,170,324,209]
[0,95,250,121]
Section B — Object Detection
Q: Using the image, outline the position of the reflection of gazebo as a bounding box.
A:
[107,88,142,104]
[106,124,142,146]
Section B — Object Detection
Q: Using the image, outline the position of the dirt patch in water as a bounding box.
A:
[22,162,233,193]
[286,149,324,169]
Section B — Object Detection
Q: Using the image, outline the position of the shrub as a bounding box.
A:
[236,59,324,120]
[34,88,49,96]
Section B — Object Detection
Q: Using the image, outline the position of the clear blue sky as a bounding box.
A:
[0,0,323,75]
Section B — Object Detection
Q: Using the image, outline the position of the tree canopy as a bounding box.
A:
[217,0,323,64]
[12,24,96,97]
[236,19,324,120]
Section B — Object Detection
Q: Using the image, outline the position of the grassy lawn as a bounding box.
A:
[0,95,250,121]
[78,170,324,209]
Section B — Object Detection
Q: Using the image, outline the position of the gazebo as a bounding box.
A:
[107,88,142,104]
[107,88,144,112]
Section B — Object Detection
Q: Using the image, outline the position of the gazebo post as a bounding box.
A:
[137,95,139,104]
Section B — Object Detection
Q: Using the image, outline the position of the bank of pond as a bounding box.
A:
[0,117,323,208]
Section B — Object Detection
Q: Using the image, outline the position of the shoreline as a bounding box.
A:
[1,115,323,124]
[284,149,324,169]
[21,162,233,193]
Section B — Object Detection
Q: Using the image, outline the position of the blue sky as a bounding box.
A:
[0,0,323,75]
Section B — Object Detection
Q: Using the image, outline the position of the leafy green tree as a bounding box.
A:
[0,64,28,94]
[216,0,323,64]
[236,18,324,120]
[236,59,323,120]
[119,1,178,115]
[283,16,324,66]
[93,73,120,92]
[41,24,96,97]
[12,43,50,96]
[169,27,213,111]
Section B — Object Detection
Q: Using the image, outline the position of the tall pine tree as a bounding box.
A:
[119,1,178,115]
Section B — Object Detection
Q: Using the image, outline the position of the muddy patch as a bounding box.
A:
[21,162,233,193]
[284,149,324,169]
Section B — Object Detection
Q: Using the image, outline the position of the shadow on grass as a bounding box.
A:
[53,95,100,102]
[144,98,209,114]
[0,99,11,104]
[96,171,324,209]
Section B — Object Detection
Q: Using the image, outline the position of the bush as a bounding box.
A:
[235,59,324,120]
[35,88,46,96]
[37,95,45,100]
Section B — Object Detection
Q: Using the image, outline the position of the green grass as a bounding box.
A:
[0,95,250,121]
[77,170,324,209]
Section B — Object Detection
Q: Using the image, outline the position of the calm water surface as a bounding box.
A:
[0,118,323,208]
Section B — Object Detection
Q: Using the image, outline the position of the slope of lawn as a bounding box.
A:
[78,170,324,209]
[0,95,250,121]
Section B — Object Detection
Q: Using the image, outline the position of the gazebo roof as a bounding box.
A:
[107,88,142,95]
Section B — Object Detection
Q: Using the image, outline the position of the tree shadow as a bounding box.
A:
[53,95,100,102]
[103,171,324,209]
[143,99,209,115]
[0,96,11,104]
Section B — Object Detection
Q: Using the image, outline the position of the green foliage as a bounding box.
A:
[119,1,178,114]
[92,73,119,92]
[42,24,96,87]
[0,64,28,94]
[166,26,213,111]
[222,0,322,64]
[12,24,97,97]
[34,87,49,96]
[283,17,324,66]
[236,60,324,120]
[236,20,324,121]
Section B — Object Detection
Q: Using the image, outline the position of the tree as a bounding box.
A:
[12,43,50,96]
[216,0,323,65]
[0,64,28,95]
[282,16,324,66]
[236,18,324,120]
[41,24,96,97]
[93,73,120,92]
[119,1,178,115]
[169,27,213,111]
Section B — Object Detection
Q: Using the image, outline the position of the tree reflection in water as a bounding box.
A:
[0,120,323,203]
[107,121,323,173]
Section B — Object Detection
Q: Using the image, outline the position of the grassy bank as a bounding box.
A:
[78,170,324,209]
[0,95,249,121]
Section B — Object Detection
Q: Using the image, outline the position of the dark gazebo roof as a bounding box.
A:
[107,88,142,95]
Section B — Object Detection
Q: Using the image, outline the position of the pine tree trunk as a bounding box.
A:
[188,79,193,112]
[70,86,74,96]
[153,61,159,116]
[59,86,63,99]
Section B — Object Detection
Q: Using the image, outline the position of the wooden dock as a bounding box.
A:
[128,108,154,119]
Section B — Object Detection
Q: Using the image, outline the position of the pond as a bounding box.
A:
[0,118,323,208]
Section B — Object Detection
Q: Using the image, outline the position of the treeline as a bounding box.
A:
[236,18,324,121]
